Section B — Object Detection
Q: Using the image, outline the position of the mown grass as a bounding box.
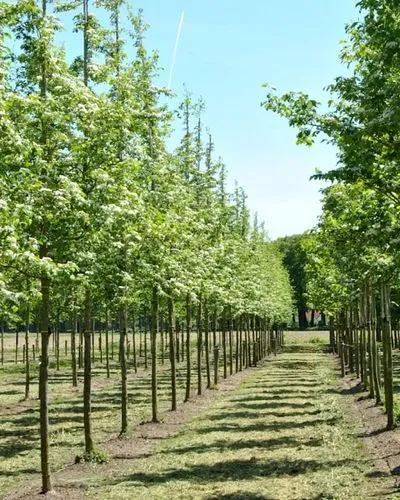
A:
[1,331,386,499]
[0,333,226,497]
[79,347,382,499]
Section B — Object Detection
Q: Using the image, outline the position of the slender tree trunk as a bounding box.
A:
[382,283,394,429]
[71,309,78,387]
[91,318,95,364]
[214,345,219,386]
[24,306,30,400]
[181,320,185,361]
[354,327,360,379]
[105,310,110,378]
[132,312,137,373]
[111,321,114,359]
[239,316,243,372]
[176,323,180,363]
[361,327,367,387]
[222,314,227,379]
[99,329,103,363]
[15,327,19,364]
[212,309,217,347]
[139,316,143,357]
[119,307,128,436]
[204,300,211,388]
[55,317,60,371]
[371,293,381,404]
[39,270,52,493]
[197,296,202,396]
[228,310,233,376]
[161,319,165,366]
[235,318,239,373]
[184,294,191,402]
[1,322,4,366]
[83,287,94,456]
[366,285,375,399]
[144,313,148,370]
[168,297,177,411]
[151,286,159,422]
[246,315,251,367]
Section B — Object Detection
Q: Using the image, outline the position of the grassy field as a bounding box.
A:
[78,346,383,499]
[0,331,390,499]
[0,332,212,496]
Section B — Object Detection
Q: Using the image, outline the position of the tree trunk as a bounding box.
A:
[239,316,243,372]
[55,317,60,371]
[197,296,202,396]
[298,308,308,329]
[151,286,159,422]
[168,297,177,411]
[310,309,315,327]
[228,311,233,376]
[15,327,19,364]
[371,293,381,404]
[105,310,110,378]
[235,318,239,373]
[204,300,211,389]
[144,313,148,370]
[91,318,95,364]
[1,322,4,365]
[39,271,52,493]
[24,306,30,400]
[119,307,128,436]
[83,287,94,456]
[71,310,78,387]
[382,283,394,429]
[184,294,191,402]
[132,312,137,373]
[222,314,227,379]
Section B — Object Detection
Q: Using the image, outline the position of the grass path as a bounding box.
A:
[70,347,386,499]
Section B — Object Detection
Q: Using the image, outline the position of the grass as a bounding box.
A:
[0,333,220,496]
[0,329,261,497]
[78,343,382,499]
[0,331,388,498]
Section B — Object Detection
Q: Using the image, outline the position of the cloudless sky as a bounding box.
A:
[60,1,360,239]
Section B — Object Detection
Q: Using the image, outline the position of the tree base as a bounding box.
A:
[75,449,109,464]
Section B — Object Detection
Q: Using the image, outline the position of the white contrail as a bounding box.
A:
[168,11,185,90]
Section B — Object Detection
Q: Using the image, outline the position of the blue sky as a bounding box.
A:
[60,1,360,239]
[140,1,360,239]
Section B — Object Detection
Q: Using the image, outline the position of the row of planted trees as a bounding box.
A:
[264,0,400,430]
[0,0,293,493]
[303,194,396,431]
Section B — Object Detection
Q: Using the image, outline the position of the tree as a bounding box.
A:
[275,234,308,328]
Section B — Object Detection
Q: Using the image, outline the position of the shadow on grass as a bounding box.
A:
[207,408,322,421]
[106,457,358,487]
[244,381,321,388]
[194,416,339,435]
[206,492,273,500]
[0,467,38,477]
[160,436,323,456]
[232,401,316,410]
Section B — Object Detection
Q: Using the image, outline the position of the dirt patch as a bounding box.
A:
[340,373,400,494]
[5,364,262,499]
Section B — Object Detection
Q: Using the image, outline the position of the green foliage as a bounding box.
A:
[275,234,308,310]
[263,0,400,315]
[0,1,293,330]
